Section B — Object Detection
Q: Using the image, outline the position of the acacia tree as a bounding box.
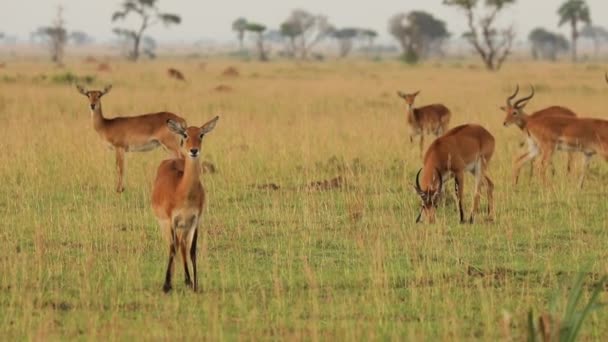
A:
[332,28,361,58]
[558,0,591,62]
[443,0,515,71]
[528,28,569,61]
[246,22,268,61]
[232,17,248,51]
[112,0,181,61]
[36,6,68,65]
[389,11,449,63]
[581,25,608,58]
[280,9,334,59]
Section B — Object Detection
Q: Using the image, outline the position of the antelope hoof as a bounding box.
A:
[116,186,125,193]
[469,216,474,224]
[185,279,193,287]
[162,283,172,293]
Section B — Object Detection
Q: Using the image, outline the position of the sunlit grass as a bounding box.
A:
[0,58,606,340]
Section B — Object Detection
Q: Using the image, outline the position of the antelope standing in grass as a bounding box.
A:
[152,116,219,293]
[414,124,495,224]
[76,85,186,193]
[397,90,451,156]
[501,85,577,184]
[504,86,608,188]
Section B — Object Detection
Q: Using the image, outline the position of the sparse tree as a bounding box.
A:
[443,0,516,71]
[111,0,181,61]
[389,11,449,63]
[280,9,334,59]
[558,0,591,62]
[246,22,268,61]
[332,28,362,58]
[69,31,94,46]
[36,6,68,65]
[580,25,608,58]
[232,17,248,51]
[528,28,569,61]
[279,21,301,58]
[361,29,378,57]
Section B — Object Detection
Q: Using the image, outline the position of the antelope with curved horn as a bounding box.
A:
[397,90,451,156]
[503,86,608,188]
[76,84,186,193]
[500,85,577,184]
[152,116,219,293]
[414,124,495,224]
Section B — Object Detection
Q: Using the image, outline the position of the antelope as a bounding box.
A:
[503,86,608,188]
[397,90,451,156]
[151,116,219,293]
[167,68,186,82]
[414,124,495,224]
[501,85,577,184]
[76,84,186,193]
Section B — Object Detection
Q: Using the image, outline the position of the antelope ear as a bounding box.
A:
[76,84,88,96]
[101,84,112,96]
[413,90,420,96]
[201,116,219,135]
[499,106,506,111]
[397,91,406,98]
[167,119,186,136]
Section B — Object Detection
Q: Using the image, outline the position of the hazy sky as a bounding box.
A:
[1,0,607,43]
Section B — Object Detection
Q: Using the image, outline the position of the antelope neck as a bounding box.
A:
[91,102,107,132]
[177,156,202,195]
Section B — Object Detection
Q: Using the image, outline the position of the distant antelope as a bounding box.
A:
[397,91,451,156]
[504,86,608,188]
[167,68,186,82]
[501,85,577,184]
[152,116,219,293]
[414,124,495,224]
[76,84,186,193]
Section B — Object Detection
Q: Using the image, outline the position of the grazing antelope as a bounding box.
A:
[397,90,451,156]
[151,116,219,293]
[167,68,186,82]
[414,124,495,224]
[501,85,577,184]
[76,84,186,193]
[504,86,608,188]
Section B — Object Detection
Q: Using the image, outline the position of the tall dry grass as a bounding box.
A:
[0,59,606,340]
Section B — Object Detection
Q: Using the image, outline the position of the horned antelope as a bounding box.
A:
[414,124,495,224]
[397,91,451,156]
[76,84,186,193]
[167,68,186,82]
[151,116,219,293]
[501,85,577,184]
[504,86,608,188]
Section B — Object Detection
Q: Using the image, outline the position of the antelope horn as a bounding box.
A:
[514,85,535,109]
[415,168,423,193]
[605,72,608,84]
[507,84,519,107]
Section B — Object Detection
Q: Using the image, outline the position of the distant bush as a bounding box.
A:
[50,72,95,85]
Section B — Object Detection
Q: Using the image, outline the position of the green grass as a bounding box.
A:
[0,59,606,340]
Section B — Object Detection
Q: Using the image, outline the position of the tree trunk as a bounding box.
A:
[571,20,577,63]
[132,35,141,61]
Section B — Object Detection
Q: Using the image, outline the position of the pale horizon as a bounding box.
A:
[1,0,607,45]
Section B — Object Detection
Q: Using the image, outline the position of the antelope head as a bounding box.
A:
[397,90,420,111]
[414,168,443,223]
[501,84,534,127]
[167,116,219,159]
[76,84,112,111]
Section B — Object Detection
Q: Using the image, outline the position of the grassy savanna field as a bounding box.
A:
[1,58,607,340]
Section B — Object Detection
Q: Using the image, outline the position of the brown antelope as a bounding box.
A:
[501,85,577,184]
[151,116,219,293]
[503,86,608,188]
[167,68,186,82]
[397,90,451,156]
[76,84,187,193]
[414,124,495,224]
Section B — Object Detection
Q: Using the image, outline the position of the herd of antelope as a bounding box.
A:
[74,73,607,291]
